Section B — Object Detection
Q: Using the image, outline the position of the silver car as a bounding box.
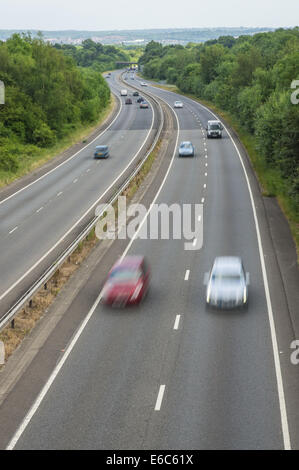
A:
[178,141,195,157]
[204,257,249,309]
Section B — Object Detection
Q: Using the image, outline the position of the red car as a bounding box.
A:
[101,256,150,307]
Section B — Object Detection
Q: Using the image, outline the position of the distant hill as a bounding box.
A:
[0,27,274,45]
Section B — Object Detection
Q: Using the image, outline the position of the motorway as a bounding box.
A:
[1,72,299,449]
[0,72,159,319]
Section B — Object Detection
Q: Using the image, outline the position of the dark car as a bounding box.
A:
[140,101,149,109]
[101,256,150,307]
[137,96,145,103]
[204,257,250,310]
[94,145,109,159]
[125,98,133,105]
[133,91,139,96]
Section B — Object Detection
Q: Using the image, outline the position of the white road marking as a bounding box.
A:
[9,226,18,234]
[184,270,190,281]
[189,95,292,450]
[174,315,181,330]
[57,192,63,197]
[204,184,207,189]
[201,198,205,203]
[155,385,166,411]
[0,94,156,303]
[193,238,197,247]
[73,179,78,184]
[6,84,180,450]
[0,93,123,207]
[36,207,43,213]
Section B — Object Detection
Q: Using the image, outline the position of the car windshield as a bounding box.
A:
[96,146,107,151]
[180,143,191,149]
[209,124,220,130]
[110,268,141,282]
[212,273,241,283]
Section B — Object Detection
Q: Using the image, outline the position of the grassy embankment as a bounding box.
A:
[0,95,115,189]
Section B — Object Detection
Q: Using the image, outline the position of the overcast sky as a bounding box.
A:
[1,0,299,30]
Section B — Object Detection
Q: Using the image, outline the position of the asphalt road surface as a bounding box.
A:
[2,73,299,450]
[0,72,158,318]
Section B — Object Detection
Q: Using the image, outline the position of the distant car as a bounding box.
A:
[133,91,139,96]
[140,101,149,109]
[174,101,183,108]
[137,96,145,103]
[140,82,147,86]
[125,98,133,105]
[206,120,223,138]
[120,89,128,96]
[178,141,195,157]
[94,145,109,159]
[204,257,250,310]
[101,256,150,307]
[105,75,110,79]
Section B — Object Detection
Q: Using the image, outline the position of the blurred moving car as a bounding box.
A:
[204,257,250,309]
[94,145,109,159]
[133,91,139,96]
[101,256,150,307]
[178,141,195,157]
[137,96,145,103]
[140,82,147,86]
[120,89,128,96]
[206,120,223,138]
[125,98,133,105]
[174,100,184,108]
[140,101,149,109]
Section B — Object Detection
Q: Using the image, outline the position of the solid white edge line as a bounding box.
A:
[6,289,103,450]
[187,94,291,450]
[0,91,123,207]
[0,86,156,302]
[6,85,180,450]
[156,85,292,449]
[155,385,166,411]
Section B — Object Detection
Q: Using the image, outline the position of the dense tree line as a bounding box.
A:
[54,40,130,71]
[0,34,110,174]
[140,30,299,212]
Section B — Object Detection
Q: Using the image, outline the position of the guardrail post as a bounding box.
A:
[29,299,33,308]
[11,319,15,329]
[0,340,5,365]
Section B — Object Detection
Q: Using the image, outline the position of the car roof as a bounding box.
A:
[208,120,221,124]
[96,145,108,149]
[111,256,144,270]
[180,141,192,146]
[212,257,243,274]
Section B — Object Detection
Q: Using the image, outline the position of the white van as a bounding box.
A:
[206,120,223,139]
[120,89,128,96]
